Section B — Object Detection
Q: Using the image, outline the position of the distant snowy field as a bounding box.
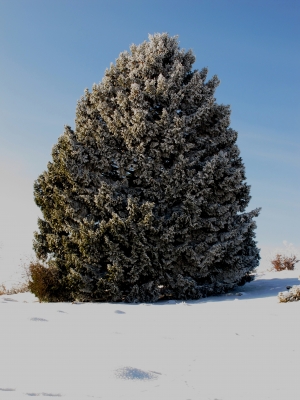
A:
[1,267,300,400]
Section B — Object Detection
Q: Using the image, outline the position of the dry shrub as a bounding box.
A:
[271,254,299,271]
[28,261,61,302]
[278,285,300,302]
[1,260,64,302]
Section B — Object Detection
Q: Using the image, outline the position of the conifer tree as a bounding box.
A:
[33,33,260,302]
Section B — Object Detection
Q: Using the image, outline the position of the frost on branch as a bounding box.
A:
[32,33,260,302]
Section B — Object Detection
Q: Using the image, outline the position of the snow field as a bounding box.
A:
[1,268,300,400]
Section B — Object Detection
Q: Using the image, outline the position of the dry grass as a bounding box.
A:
[0,255,32,296]
[0,282,29,295]
[278,285,300,302]
[271,254,299,271]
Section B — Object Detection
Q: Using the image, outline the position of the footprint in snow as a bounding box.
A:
[115,366,159,380]
[26,393,61,397]
[57,310,67,313]
[3,297,18,302]
[41,393,62,397]
[115,310,125,314]
[0,388,16,391]
[30,317,48,322]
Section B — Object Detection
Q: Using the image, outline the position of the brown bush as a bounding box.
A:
[271,254,299,271]
[28,261,61,302]
[1,260,65,302]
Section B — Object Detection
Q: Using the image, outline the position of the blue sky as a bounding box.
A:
[0,0,299,283]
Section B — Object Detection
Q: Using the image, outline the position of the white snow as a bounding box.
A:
[1,267,300,400]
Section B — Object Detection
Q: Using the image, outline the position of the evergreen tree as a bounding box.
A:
[33,33,260,302]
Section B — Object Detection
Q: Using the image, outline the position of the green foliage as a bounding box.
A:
[33,33,260,302]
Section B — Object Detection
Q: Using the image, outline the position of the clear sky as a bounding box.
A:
[0,0,299,284]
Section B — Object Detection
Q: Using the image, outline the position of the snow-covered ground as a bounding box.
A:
[1,266,299,400]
